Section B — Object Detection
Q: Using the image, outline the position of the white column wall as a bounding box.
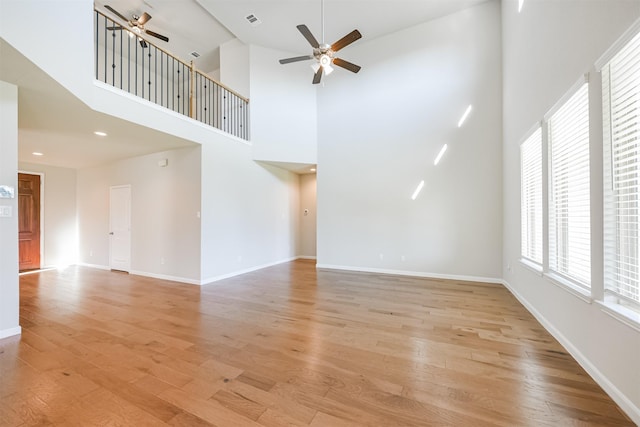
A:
[200,136,300,283]
[249,45,318,165]
[0,81,20,339]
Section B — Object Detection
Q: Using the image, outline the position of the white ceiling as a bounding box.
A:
[4,0,487,170]
[95,0,487,72]
[198,0,487,55]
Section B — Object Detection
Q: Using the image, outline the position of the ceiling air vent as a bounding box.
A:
[190,51,200,58]
[245,13,262,27]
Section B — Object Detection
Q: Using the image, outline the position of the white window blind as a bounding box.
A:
[548,83,591,287]
[603,30,640,306]
[521,127,543,264]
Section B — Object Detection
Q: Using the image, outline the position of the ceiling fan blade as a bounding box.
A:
[145,29,169,42]
[139,39,148,48]
[312,66,323,84]
[297,24,320,49]
[279,55,314,64]
[331,29,362,52]
[333,57,361,74]
[137,12,152,25]
[104,5,130,23]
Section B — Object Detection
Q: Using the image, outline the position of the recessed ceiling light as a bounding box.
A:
[32,152,43,156]
[94,131,107,136]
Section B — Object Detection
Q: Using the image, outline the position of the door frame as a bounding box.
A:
[109,184,132,272]
[18,170,45,270]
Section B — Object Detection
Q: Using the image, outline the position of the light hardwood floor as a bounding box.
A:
[0,260,634,426]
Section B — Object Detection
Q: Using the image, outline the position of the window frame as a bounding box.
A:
[520,126,544,268]
[600,28,640,316]
[545,78,592,291]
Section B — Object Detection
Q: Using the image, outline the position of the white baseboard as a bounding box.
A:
[129,270,200,285]
[501,279,640,426]
[80,258,312,286]
[0,326,21,340]
[201,256,300,285]
[77,262,110,270]
[315,264,503,285]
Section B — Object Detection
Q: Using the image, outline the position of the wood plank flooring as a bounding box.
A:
[0,260,634,426]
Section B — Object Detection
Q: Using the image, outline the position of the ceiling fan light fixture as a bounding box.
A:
[324,63,334,75]
[319,54,334,74]
[311,62,321,73]
[319,54,331,67]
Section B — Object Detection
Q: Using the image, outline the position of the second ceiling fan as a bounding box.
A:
[279,0,362,84]
[105,4,169,48]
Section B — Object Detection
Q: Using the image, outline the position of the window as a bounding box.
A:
[603,30,640,308]
[521,127,543,265]
[548,82,591,287]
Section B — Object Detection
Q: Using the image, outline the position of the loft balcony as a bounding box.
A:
[94,9,249,141]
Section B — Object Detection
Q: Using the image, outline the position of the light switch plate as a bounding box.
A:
[0,185,15,199]
[0,206,12,217]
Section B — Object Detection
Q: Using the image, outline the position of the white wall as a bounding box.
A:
[249,45,318,165]
[77,146,202,283]
[299,173,317,258]
[219,38,250,99]
[18,163,78,268]
[317,1,503,281]
[0,0,94,102]
[200,135,300,283]
[502,0,640,422]
[0,81,20,339]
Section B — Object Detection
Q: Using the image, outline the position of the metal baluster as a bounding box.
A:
[135,39,138,96]
[111,26,116,85]
[120,25,123,89]
[141,42,145,99]
[103,15,107,83]
[147,44,151,101]
[95,12,99,80]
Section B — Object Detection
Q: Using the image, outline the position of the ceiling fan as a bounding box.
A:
[279,0,362,84]
[104,5,169,48]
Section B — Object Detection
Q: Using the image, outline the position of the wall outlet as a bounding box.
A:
[160,257,166,265]
[89,250,93,257]
[379,253,384,260]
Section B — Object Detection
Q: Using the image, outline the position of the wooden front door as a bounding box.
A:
[18,173,41,271]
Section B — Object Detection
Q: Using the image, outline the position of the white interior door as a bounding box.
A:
[109,185,131,272]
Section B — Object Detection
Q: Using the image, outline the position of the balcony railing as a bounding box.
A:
[94,10,249,140]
